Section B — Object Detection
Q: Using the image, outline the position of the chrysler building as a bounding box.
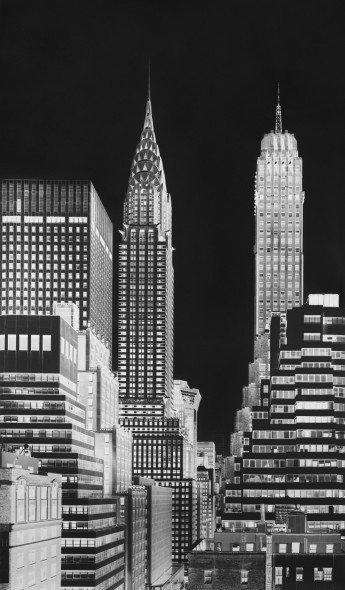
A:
[254,90,305,337]
[118,88,174,416]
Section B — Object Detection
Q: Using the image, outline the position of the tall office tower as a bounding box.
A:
[0,179,113,364]
[0,316,126,590]
[254,95,305,338]
[223,295,345,533]
[118,91,174,415]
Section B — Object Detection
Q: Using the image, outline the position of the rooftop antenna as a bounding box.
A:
[275,82,282,134]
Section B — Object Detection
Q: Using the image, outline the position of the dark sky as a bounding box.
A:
[0,0,345,443]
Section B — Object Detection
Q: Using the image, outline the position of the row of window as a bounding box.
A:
[0,334,51,351]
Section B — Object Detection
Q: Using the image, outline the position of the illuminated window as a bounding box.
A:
[31,335,40,351]
[8,334,16,350]
[19,335,28,350]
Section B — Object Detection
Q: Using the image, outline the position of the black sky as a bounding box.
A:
[0,0,345,443]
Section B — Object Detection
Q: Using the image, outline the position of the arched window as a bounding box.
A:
[16,478,26,523]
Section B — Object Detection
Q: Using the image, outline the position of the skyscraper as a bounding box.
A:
[223,295,345,532]
[0,180,113,364]
[118,90,200,563]
[254,92,305,337]
[118,91,174,415]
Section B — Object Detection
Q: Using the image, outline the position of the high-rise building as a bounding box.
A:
[223,296,345,532]
[197,465,215,539]
[0,179,113,364]
[118,90,200,564]
[0,315,126,590]
[173,380,201,479]
[94,427,133,495]
[117,486,147,590]
[118,91,174,414]
[254,96,305,337]
[0,452,62,590]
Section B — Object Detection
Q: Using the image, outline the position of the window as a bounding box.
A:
[309,543,317,553]
[31,335,40,351]
[8,334,16,350]
[19,335,28,350]
[51,482,58,518]
[279,544,287,553]
[204,570,212,584]
[291,542,300,553]
[241,570,249,585]
[314,568,323,581]
[0,334,5,350]
[296,567,303,582]
[41,487,48,519]
[324,568,332,581]
[326,543,334,553]
[246,543,254,551]
[16,480,26,522]
[304,315,321,323]
[28,486,36,521]
[304,333,321,341]
[42,335,51,351]
[275,567,283,585]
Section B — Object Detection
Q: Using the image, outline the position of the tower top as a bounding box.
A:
[143,64,154,132]
[275,82,282,134]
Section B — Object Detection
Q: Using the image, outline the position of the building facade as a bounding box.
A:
[0,179,113,364]
[254,99,305,337]
[197,466,215,539]
[94,427,133,495]
[0,453,62,590]
[0,315,125,590]
[173,380,201,479]
[117,486,147,590]
[224,296,345,532]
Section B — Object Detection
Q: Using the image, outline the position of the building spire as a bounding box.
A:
[275,82,282,134]
[143,61,154,132]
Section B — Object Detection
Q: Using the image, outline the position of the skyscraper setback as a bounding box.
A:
[254,95,304,337]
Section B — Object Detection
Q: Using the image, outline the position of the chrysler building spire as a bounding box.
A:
[143,71,154,132]
[275,82,282,134]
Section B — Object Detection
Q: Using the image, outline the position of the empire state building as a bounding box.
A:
[254,92,305,337]
[118,89,174,416]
